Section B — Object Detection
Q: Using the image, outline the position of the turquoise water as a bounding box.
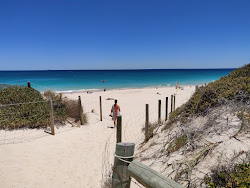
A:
[0,69,234,92]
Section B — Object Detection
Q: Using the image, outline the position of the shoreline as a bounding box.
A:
[54,84,201,94]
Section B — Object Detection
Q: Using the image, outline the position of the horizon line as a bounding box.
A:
[0,68,236,71]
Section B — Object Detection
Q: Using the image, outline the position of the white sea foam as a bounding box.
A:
[55,88,100,94]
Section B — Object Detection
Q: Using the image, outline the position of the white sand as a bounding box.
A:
[0,86,195,188]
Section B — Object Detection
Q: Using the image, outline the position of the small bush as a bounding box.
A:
[64,99,87,124]
[43,90,61,101]
[44,91,87,124]
[205,163,250,187]
[0,86,50,129]
[0,87,86,129]
[166,135,187,154]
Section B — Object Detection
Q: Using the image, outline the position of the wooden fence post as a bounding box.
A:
[174,94,176,111]
[99,96,102,121]
[78,96,84,125]
[116,115,122,143]
[112,142,135,188]
[171,95,173,113]
[158,100,161,124]
[165,97,168,121]
[195,85,198,92]
[49,99,55,135]
[127,160,184,188]
[145,104,149,142]
[27,81,31,88]
[59,93,62,100]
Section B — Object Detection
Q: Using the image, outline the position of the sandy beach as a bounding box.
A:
[0,86,195,188]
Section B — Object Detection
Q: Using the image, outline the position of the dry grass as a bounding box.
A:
[64,99,87,124]
[142,121,160,140]
[44,90,87,125]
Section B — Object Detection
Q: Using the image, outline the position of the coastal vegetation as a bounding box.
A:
[137,64,250,187]
[165,63,250,128]
[167,64,250,186]
[166,134,187,154]
[205,162,250,187]
[0,86,86,129]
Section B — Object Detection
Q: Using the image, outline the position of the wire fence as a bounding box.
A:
[98,95,179,187]
[0,96,80,145]
[98,91,250,187]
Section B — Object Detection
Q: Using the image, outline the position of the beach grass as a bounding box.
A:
[165,63,250,129]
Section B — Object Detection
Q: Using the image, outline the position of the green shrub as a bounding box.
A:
[166,135,187,154]
[205,163,250,187]
[0,86,50,129]
[0,87,70,129]
[165,64,250,128]
[0,86,43,104]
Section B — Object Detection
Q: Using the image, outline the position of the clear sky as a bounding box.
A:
[0,0,249,70]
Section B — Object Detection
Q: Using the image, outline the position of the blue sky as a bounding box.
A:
[0,0,249,70]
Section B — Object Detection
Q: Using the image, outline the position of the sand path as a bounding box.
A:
[0,86,195,188]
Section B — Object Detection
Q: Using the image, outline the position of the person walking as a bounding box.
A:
[111,99,120,128]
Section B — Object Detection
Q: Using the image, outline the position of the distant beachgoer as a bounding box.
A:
[106,98,114,100]
[110,99,120,128]
[157,92,161,95]
[104,88,106,92]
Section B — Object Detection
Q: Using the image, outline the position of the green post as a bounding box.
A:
[127,160,184,188]
[112,142,135,188]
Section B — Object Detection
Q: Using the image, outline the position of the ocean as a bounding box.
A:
[0,69,234,92]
